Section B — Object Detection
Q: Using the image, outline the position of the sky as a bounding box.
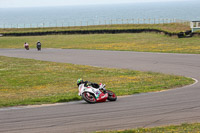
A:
[0,0,190,8]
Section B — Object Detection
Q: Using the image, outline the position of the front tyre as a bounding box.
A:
[82,92,96,103]
[106,90,117,101]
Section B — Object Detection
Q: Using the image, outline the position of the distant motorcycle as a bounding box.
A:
[24,43,29,50]
[25,45,29,50]
[78,83,117,103]
[36,41,41,51]
[37,45,41,51]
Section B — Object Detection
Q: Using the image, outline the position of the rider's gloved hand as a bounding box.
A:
[99,83,106,90]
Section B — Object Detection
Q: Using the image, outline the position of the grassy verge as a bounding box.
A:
[0,56,194,107]
[96,123,200,133]
[0,23,190,34]
[0,33,200,54]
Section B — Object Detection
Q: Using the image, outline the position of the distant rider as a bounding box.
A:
[24,42,29,50]
[36,41,41,51]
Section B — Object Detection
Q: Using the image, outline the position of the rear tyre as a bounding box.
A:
[82,92,96,104]
[106,90,117,101]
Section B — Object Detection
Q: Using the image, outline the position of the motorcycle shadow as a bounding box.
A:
[79,100,117,104]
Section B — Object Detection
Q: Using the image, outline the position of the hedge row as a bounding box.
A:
[1,29,177,37]
[1,28,199,38]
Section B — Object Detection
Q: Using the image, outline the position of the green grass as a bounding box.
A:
[0,33,200,54]
[96,123,200,133]
[0,56,194,107]
[0,23,190,34]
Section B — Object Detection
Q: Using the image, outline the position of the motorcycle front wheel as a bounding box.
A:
[106,90,117,101]
[82,92,96,103]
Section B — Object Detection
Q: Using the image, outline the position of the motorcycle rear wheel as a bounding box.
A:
[82,92,96,103]
[106,90,117,101]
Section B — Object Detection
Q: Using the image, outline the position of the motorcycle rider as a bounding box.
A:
[36,41,41,51]
[77,78,105,90]
[24,42,29,50]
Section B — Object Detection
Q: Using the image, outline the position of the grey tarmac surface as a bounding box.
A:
[0,48,200,133]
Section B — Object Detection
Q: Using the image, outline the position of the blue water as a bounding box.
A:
[0,1,200,28]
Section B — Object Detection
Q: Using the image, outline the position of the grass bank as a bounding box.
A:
[96,123,200,133]
[0,23,190,34]
[0,33,200,54]
[0,56,194,107]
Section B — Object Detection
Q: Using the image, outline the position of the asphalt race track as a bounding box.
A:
[0,48,200,133]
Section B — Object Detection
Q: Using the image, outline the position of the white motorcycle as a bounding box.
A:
[78,83,117,103]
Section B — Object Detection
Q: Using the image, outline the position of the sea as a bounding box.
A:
[0,0,200,28]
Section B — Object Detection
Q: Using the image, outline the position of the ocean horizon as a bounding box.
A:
[0,1,200,28]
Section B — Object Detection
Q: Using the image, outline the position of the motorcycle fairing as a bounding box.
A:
[78,83,108,102]
[96,93,108,102]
